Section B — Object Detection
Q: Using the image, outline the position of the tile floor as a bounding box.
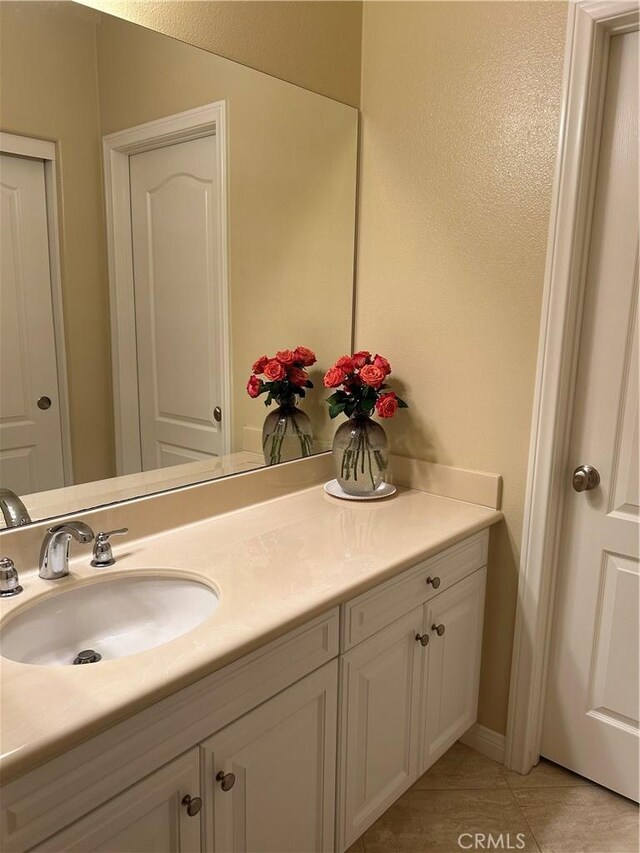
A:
[346,742,639,853]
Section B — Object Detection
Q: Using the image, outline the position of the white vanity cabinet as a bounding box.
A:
[31,750,201,853]
[2,610,339,853]
[2,528,490,853]
[201,661,337,853]
[28,663,337,853]
[337,534,488,851]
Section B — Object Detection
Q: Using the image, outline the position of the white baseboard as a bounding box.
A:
[459,723,506,764]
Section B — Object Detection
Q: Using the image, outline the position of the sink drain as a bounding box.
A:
[73,649,102,665]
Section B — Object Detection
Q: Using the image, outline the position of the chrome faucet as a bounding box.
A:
[40,521,95,580]
[0,488,32,528]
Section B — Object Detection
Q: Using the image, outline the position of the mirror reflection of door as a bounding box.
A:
[0,0,358,521]
[128,133,228,471]
[0,153,65,493]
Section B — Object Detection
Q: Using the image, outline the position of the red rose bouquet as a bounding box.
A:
[247,346,316,406]
[248,347,316,466]
[323,351,408,419]
[324,351,408,496]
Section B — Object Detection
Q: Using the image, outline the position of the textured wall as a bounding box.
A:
[0,1,116,485]
[356,0,567,733]
[80,0,363,107]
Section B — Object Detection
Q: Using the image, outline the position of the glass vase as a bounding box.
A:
[332,414,389,496]
[262,398,313,465]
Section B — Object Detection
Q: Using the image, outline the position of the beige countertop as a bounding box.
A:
[0,483,501,783]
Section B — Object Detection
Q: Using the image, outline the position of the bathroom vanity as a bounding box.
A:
[0,471,498,853]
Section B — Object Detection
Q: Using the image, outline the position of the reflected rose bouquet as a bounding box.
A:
[323,351,408,419]
[247,347,316,406]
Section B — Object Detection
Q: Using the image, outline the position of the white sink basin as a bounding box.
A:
[0,575,219,666]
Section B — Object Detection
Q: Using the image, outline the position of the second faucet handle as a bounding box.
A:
[91,528,129,568]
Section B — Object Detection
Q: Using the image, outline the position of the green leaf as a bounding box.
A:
[306,380,314,388]
[329,402,346,419]
[361,397,375,412]
[298,388,306,398]
[397,398,409,408]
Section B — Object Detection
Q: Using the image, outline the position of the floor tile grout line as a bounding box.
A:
[409,782,595,793]
[511,788,544,852]
[408,785,516,794]
[506,783,594,793]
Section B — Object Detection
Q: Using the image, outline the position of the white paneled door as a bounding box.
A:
[0,153,65,494]
[542,30,639,801]
[129,134,227,470]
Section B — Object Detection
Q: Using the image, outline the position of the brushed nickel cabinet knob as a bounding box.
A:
[432,623,446,637]
[181,794,202,816]
[216,771,236,791]
[415,632,430,646]
[426,576,441,589]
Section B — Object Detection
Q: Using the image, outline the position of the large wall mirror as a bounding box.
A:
[0,1,357,525]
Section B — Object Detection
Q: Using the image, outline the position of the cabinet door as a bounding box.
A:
[201,660,337,853]
[420,568,486,773]
[337,606,424,851]
[32,749,201,852]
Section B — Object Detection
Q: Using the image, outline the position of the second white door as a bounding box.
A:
[0,152,65,495]
[129,134,228,470]
[542,29,639,802]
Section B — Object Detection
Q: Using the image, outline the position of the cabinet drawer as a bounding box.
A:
[340,531,488,651]
[2,608,339,853]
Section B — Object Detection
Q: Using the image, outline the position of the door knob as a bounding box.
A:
[181,794,202,816]
[415,632,430,646]
[572,465,600,492]
[216,770,236,791]
[213,406,222,423]
[37,396,52,410]
[432,623,446,637]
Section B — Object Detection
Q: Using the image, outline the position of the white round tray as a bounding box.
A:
[323,479,397,501]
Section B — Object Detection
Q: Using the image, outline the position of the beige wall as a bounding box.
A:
[95,14,357,452]
[80,0,363,108]
[356,1,567,734]
[0,1,116,485]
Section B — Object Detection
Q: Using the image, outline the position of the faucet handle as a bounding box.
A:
[98,528,128,541]
[0,557,23,597]
[91,528,129,568]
